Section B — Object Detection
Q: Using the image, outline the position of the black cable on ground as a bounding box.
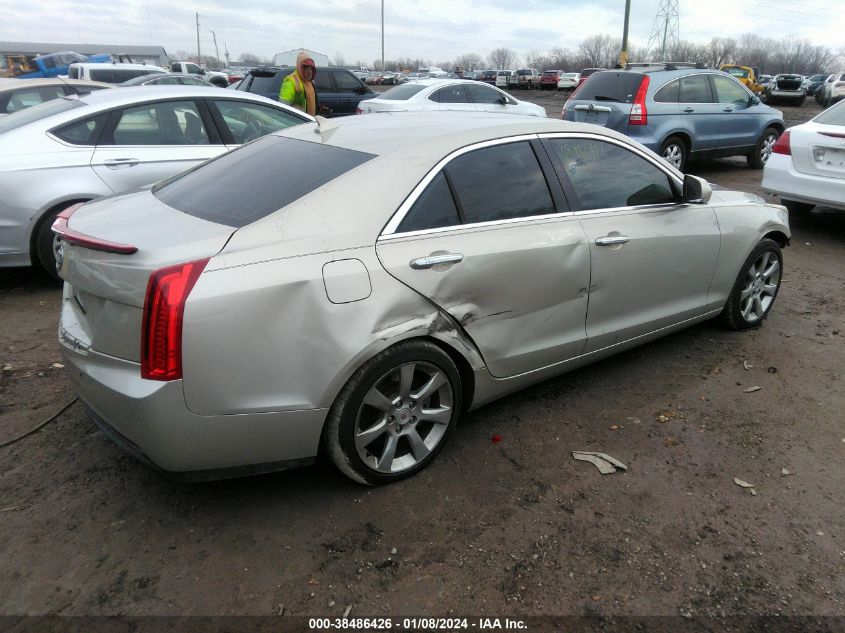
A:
[0,397,78,448]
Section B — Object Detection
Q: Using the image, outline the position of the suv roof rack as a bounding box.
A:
[626,61,709,71]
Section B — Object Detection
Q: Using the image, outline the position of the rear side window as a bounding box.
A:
[397,173,460,232]
[52,113,109,145]
[680,75,714,103]
[446,142,554,223]
[814,102,845,126]
[332,71,363,93]
[247,74,283,95]
[466,84,504,104]
[654,79,680,103]
[0,97,82,134]
[154,136,375,228]
[2,85,65,114]
[68,66,80,79]
[313,71,333,92]
[379,84,426,100]
[576,72,644,103]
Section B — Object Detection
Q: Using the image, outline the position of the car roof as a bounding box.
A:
[279,111,634,161]
[0,78,112,90]
[70,62,166,70]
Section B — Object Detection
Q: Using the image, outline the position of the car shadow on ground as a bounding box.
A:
[0,266,59,294]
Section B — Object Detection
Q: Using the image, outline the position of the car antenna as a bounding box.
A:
[313,115,339,142]
[54,74,81,97]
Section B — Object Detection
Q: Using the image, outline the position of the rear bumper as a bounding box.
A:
[60,339,328,477]
[762,154,845,211]
[769,89,804,98]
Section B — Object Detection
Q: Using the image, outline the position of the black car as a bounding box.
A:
[235,66,375,117]
[478,70,497,84]
[118,73,212,87]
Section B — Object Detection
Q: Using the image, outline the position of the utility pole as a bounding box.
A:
[618,0,631,67]
[211,30,221,70]
[195,12,201,65]
[380,0,384,72]
[224,43,230,68]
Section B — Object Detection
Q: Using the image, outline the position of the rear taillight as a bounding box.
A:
[141,258,209,381]
[629,76,650,126]
[772,130,791,156]
[355,107,363,114]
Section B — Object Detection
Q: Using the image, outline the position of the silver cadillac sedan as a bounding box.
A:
[56,112,789,484]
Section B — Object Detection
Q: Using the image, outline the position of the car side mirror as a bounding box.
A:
[750,95,760,105]
[354,85,367,94]
[683,174,711,204]
[498,95,508,105]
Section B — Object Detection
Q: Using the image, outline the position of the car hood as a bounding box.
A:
[708,188,766,205]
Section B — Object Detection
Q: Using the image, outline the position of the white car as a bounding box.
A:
[762,99,845,213]
[557,72,580,90]
[68,63,170,84]
[495,70,513,88]
[819,71,845,107]
[0,86,311,275]
[357,79,546,117]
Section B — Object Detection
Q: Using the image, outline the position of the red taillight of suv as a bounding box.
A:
[141,258,209,381]
[355,107,364,114]
[772,130,791,156]
[629,76,650,126]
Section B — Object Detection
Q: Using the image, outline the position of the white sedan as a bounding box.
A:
[357,79,546,117]
[762,100,845,213]
[557,72,580,90]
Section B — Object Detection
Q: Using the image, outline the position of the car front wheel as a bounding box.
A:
[325,340,462,485]
[748,127,780,169]
[721,238,783,330]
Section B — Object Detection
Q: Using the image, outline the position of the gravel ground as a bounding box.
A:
[1,91,843,621]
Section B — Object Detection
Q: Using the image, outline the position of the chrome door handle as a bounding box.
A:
[103,158,140,169]
[409,253,464,269]
[723,107,733,112]
[595,236,630,246]
[683,107,695,113]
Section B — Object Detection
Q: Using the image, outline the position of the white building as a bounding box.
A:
[272,48,330,68]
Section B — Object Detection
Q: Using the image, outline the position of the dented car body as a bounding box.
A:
[56,112,790,483]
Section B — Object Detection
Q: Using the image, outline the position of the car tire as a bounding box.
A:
[783,200,814,214]
[748,126,780,169]
[34,204,75,281]
[325,340,462,485]
[721,238,783,330]
[660,136,687,172]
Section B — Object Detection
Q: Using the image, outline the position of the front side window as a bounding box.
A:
[332,71,363,93]
[68,66,80,79]
[680,75,714,103]
[547,138,676,210]
[446,142,554,223]
[466,84,503,104]
[213,100,305,144]
[431,85,469,103]
[154,76,181,85]
[111,100,209,145]
[712,75,749,104]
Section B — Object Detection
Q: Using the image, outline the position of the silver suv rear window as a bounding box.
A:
[153,135,375,228]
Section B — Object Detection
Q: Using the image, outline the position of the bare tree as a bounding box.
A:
[333,52,346,67]
[578,34,615,68]
[487,47,518,70]
[665,40,709,65]
[455,52,483,71]
[239,52,262,65]
[707,37,737,68]
[736,34,771,73]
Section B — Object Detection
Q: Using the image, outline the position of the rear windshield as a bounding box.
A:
[542,71,558,77]
[813,101,845,126]
[378,84,426,100]
[576,71,644,103]
[0,97,82,134]
[246,74,282,95]
[153,135,375,228]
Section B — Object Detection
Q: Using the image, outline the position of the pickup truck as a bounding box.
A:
[169,62,229,87]
[513,68,540,89]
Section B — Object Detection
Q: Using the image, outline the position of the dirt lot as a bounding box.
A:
[1,93,843,622]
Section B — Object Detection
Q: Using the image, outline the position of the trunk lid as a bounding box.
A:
[789,122,845,180]
[57,189,236,362]
[775,75,803,91]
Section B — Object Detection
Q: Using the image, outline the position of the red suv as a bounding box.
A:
[577,68,606,87]
[539,70,562,90]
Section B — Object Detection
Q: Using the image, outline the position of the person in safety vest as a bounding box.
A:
[279,52,318,116]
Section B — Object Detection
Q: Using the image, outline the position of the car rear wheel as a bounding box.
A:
[661,136,687,171]
[325,340,462,485]
[783,200,814,214]
[721,238,783,330]
[748,127,779,169]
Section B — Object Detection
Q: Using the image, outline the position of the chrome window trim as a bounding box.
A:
[379,133,540,236]
[379,131,687,241]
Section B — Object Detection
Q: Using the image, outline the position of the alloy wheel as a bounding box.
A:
[740,250,781,322]
[663,144,683,168]
[354,362,453,474]
[760,133,777,164]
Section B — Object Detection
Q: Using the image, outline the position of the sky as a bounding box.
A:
[4,0,843,65]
